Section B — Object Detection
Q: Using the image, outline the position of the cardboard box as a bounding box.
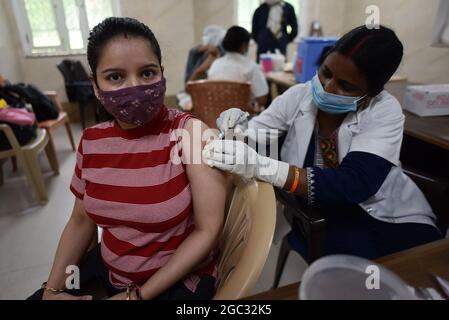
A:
[404,84,449,117]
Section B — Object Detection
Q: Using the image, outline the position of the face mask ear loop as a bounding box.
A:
[355,94,369,109]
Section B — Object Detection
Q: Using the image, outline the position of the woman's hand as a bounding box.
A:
[42,199,97,302]
[203,139,290,188]
[42,291,92,300]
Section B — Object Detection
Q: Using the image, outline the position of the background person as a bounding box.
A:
[29,17,226,300]
[252,0,298,62]
[208,26,269,111]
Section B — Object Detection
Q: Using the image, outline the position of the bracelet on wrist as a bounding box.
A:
[41,281,64,293]
[125,284,142,300]
[289,167,300,193]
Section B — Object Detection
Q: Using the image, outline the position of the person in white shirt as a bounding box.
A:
[208,26,269,111]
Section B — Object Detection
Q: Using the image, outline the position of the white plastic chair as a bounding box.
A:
[213,175,277,300]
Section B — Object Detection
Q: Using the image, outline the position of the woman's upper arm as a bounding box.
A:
[182,119,226,235]
[71,198,95,228]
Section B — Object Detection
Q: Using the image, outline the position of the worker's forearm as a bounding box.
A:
[45,215,96,290]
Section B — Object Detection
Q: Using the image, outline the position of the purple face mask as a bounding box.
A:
[97,78,166,126]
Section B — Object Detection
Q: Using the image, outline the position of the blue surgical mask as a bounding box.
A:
[311,74,367,114]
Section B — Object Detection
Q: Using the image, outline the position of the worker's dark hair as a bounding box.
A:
[322,25,403,96]
[87,17,162,80]
[317,46,333,66]
[222,26,251,53]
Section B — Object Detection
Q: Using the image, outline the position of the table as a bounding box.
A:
[401,111,449,179]
[244,238,449,300]
[266,71,296,88]
[404,111,449,151]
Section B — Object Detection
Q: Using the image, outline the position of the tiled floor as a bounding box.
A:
[0,122,307,300]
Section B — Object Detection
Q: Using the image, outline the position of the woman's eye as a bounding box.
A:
[341,83,357,92]
[107,74,122,82]
[142,70,155,79]
[320,67,331,79]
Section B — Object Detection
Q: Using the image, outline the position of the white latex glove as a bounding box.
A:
[203,139,290,188]
[216,108,249,137]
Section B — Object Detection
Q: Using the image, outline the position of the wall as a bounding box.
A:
[298,0,449,84]
[1,0,93,101]
[341,0,449,84]
[283,0,346,64]
[0,0,301,101]
[301,0,346,37]
[0,0,23,83]
[119,0,196,95]
[2,0,448,104]
[193,0,235,44]
[1,0,197,101]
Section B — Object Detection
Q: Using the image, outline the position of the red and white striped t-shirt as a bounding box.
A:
[70,106,217,292]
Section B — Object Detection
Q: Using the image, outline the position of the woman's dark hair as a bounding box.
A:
[87,17,162,80]
[222,26,251,53]
[317,46,333,66]
[322,25,404,96]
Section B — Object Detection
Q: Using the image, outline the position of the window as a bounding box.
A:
[11,0,120,56]
[236,0,300,33]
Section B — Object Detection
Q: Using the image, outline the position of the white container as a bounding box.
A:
[404,84,449,117]
[260,50,286,72]
[299,255,415,300]
[271,50,286,72]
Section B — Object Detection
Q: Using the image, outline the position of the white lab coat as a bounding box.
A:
[249,81,437,231]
